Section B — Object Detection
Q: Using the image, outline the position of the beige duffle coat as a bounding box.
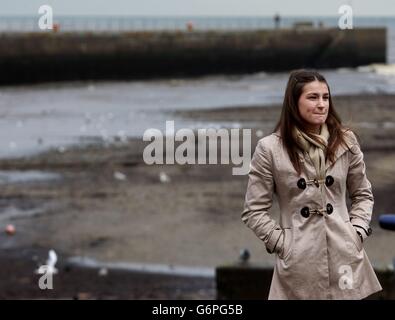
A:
[242,130,382,299]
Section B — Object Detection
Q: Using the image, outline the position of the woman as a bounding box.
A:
[241,69,382,299]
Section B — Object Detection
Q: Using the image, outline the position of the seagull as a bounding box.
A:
[46,249,58,274]
[36,249,58,275]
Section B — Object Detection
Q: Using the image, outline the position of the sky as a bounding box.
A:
[1,0,395,16]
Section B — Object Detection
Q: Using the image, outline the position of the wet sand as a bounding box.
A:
[1,93,395,299]
[0,247,215,299]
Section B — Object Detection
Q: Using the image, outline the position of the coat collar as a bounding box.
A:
[271,129,352,170]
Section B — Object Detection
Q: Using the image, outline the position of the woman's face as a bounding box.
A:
[297,80,329,133]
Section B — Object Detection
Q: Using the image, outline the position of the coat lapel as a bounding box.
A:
[325,142,349,170]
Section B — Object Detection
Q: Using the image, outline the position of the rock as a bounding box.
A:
[114,171,127,181]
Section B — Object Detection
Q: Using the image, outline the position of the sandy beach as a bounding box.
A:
[1,93,395,298]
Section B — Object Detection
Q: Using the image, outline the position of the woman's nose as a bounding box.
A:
[317,98,326,107]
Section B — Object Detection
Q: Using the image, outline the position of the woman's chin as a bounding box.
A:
[310,119,326,125]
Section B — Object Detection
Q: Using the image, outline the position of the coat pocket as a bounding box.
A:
[278,227,293,261]
[345,220,363,252]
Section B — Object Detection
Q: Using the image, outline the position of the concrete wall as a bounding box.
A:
[216,262,395,300]
[0,28,386,85]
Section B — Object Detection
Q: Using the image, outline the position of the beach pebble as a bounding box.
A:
[114,171,127,181]
[75,292,92,300]
[5,224,16,235]
[239,248,250,262]
[159,172,171,183]
[98,268,108,276]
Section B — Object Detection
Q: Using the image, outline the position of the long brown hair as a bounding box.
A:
[274,69,349,174]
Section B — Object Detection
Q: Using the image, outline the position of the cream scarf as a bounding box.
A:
[293,123,330,179]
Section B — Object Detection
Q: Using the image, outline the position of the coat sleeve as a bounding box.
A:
[346,132,374,241]
[241,137,284,254]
